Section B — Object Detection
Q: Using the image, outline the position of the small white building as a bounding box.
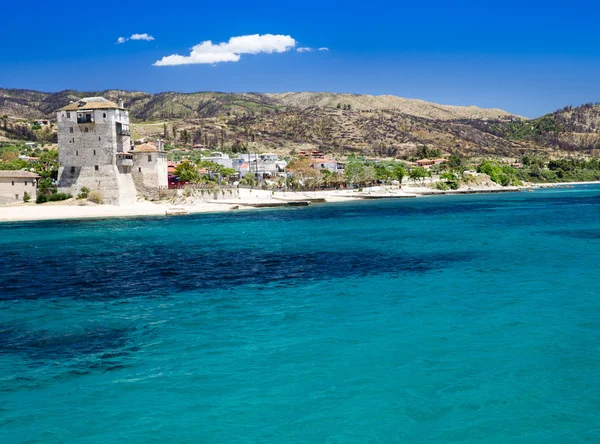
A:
[0,171,40,204]
[312,159,345,174]
[202,152,233,169]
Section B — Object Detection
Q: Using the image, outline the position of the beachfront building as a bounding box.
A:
[312,159,345,174]
[56,97,135,205]
[0,170,40,204]
[131,142,168,200]
[56,97,168,205]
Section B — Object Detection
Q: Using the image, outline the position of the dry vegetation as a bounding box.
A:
[3,88,600,159]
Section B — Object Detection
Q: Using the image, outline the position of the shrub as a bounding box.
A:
[36,194,48,204]
[23,192,31,202]
[87,191,103,204]
[77,186,90,199]
[47,192,72,202]
[433,181,450,190]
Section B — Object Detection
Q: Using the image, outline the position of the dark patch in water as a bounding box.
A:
[0,245,473,301]
[0,326,133,360]
[546,229,600,240]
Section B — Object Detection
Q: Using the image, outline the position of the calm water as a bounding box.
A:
[1,186,600,443]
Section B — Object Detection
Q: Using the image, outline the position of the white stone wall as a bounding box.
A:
[57,107,135,205]
[0,177,38,204]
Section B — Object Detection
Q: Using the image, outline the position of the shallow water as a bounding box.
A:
[1,186,600,443]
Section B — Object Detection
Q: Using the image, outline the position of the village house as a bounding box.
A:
[202,152,233,169]
[56,97,167,205]
[311,158,345,174]
[0,170,40,204]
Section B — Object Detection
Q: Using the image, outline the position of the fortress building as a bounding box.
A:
[56,97,167,205]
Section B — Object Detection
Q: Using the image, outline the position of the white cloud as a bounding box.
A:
[297,47,313,53]
[318,47,329,51]
[154,34,296,66]
[130,33,155,41]
[116,33,155,44]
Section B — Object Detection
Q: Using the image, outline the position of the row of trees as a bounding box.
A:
[173,160,237,184]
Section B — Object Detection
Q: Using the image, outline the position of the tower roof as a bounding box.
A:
[59,97,124,111]
[131,143,159,153]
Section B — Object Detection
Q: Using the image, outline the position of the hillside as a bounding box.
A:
[268,92,516,120]
[0,88,514,121]
[2,88,600,159]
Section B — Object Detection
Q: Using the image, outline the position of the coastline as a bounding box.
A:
[0,181,597,223]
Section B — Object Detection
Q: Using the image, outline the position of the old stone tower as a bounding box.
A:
[56,97,136,205]
[131,141,168,200]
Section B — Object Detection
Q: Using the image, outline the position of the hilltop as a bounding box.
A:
[0,88,515,121]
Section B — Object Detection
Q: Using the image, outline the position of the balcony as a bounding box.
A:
[116,122,130,136]
[117,153,133,167]
[77,115,94,124]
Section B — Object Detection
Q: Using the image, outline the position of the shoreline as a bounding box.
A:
[1,181,598,223]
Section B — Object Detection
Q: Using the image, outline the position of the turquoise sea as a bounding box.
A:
[1,186,600,443]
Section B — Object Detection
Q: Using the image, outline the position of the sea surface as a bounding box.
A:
[1,186,600,443]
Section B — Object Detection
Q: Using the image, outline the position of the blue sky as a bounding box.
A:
[1,0,600,117]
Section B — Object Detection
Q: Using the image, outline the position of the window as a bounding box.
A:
[66,112,70,118]
[98,137,101,141]
[70,127,73,133]
[71,166,75,173]
[95,165,99,171]
[93,150,96,155]
[24,181,27,186]
[11,181,14,186]
[15,194,19,200]
[84,127,89,133]
[139,167,142,172]
[103,113,106,118]
[148,155,152,162]
[76,150,78,156]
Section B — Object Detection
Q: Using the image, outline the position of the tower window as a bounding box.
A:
[11,181,14,186]
[148,155,152,162]
[66,112,70,118]
[24,181,27,186]
[103,113,106,118]
[84,127,89,133]
[70,127,73,133]
[93,150,96,155]
[15,194,19,200]
[71,166,75,173]
[76,150,78,156]
[95,165,99,171]
[139,167,142,172]
[98,137,101,141]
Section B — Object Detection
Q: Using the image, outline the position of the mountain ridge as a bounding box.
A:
[2,88,599,159]
[0,88,517,121]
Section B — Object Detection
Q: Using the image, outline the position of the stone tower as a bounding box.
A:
[56,97,136,205]
[131,141,169,200]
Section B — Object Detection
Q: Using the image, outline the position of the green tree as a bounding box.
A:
[409,166,430,183]
[392,165,406,184]
[174,161,200,183]
[180,129,191,144]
